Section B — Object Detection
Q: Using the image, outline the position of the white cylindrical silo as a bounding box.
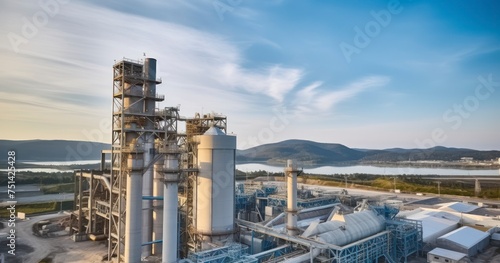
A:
[194,127,236,241]
[163,148,179,263]
[285,160,299,236]
[125,155,144,263]
[152,157,164,255]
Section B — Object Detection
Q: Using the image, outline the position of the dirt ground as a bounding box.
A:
[474,246,500,263]
[0,213,107,263]
[406,246,500,263]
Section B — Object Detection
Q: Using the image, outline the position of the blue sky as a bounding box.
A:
[1,0,499,150]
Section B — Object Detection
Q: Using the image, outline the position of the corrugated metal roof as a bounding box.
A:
[407,214,457,243]
[428,247,467,260]
[438,226,489,249]
[303,210,385,246]
[437,202,478,213]
[403,209,460,223]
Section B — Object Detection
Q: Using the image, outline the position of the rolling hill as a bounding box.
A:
[0,140,110,162]
[237,139,366,164]
[1,139,499,165]
[237,140,500,165]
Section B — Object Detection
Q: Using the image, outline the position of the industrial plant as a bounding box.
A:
[69,58,499,263]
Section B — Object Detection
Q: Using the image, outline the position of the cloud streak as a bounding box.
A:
[0,1,310,140]
[292,76,390,115]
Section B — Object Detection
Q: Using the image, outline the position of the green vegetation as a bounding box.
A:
[0,201,73,218]
[235,169,282,180]
[236,139,500,164]
[266,173,499,199]
[0,171,74,186]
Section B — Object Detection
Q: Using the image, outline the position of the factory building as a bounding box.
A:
[436,226,490,257]
[401,210,458,245]
[427,248,470,263]
[396,202,500,261]
[71,58,424,263]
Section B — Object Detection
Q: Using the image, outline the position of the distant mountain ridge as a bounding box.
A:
[237,139,500,165]
[0,140,110,162]
[1,139,499,164]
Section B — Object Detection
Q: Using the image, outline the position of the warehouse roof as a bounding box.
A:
[401,209,460,223]
[437,202,478,213]
[438,226,489,249]
[428,247,467,261]
[407,215,456,242]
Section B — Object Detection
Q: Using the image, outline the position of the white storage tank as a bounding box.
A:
[194,127,236,241]
[303,210,386,246]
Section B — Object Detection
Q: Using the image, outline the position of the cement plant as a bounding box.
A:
[4,58,500,263]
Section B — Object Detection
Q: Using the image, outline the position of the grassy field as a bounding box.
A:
[238,169,500,198]
[278,173,499,199]
[0,201,73,218]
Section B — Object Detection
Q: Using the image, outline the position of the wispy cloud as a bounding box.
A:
[0,1,307,139]
[2,1,496,149]
[219,63,302,102]
[292,76,390,115]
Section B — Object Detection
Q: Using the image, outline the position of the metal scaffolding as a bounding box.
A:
[324,231,394,263]
[188,243,255,263]
[71,170,111,237]
[386,219,422,262]
[109,58,163,262]
[267,194,339,209]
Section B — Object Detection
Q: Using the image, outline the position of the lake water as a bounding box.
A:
[23,160,102,165]
[0,160,102,173]
[236,163,500,176]
[3,161,499,176]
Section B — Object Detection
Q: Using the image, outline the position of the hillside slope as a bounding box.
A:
[237,139,366,164]
[0,140,110,162]
[1,139,498,165]
[237,140,500,164]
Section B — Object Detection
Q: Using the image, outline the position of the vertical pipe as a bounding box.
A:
[285,159,298,236]
[251,230,254,254]
[152,158,164,255]
[163,150,179,263]
[143,58,157,115]
[88,171,94,233]
[125,156,143,263]
[142,58,156,257]
[78,171,83,233]
[142,141,154,256]
[100,152,106,171]
[74,171,79,211]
